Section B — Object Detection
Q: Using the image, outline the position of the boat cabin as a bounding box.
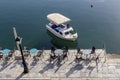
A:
[48,22,74,36]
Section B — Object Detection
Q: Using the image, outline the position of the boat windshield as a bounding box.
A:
[59,24,65,28]
[64,30,76,35]
[59,32,63,35]
[65,31,69,35]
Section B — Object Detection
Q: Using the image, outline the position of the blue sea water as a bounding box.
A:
[0,0,120,53]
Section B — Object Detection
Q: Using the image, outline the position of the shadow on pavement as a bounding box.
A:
[15,73,24,80]
[29,56,39,70]
[66,64,83,77]
[0,61,13,72]
[39,63,54,74]
[87,65,95,75]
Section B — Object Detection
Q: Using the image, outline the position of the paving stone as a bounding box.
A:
[102,67,108,71]
[102,71,109,74]
[107,74,116,78]
[89,73,98,78]
[108,69,115,74]
[108,63,117,66]
[102,64,108,67]
[115,69,120,74]
[115,65,120,69]
[108,65,116,69]
[97,73,102,78]
[108,78,120,80]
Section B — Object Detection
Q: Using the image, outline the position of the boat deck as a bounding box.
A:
[0,49,120,80]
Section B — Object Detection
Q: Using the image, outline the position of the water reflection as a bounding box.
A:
[47,30,78,49]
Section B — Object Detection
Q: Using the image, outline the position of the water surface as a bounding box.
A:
[0,0,120,53]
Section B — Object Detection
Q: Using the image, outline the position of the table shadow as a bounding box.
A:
[39,63,54,74]
[66,64,83,77]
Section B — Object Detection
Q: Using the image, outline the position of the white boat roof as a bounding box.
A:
[47,13,71,25]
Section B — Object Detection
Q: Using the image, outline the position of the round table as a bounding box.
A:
[82,49,91,60]
[54,49,63,56]
[82,50,91,55]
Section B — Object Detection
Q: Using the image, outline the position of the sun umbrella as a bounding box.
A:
[29,48,38,54]
[2,49,11,54]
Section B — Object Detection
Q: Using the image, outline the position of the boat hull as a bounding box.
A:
[46,25,77,41]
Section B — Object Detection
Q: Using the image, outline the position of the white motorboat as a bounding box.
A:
[46,13,78,41]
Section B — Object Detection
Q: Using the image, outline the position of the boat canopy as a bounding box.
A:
[47,13,71,25]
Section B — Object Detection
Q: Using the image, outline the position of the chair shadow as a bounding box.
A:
[10,61,17,69]
[53,56,66,73]
[0,61,13,72]
[39,63,54,74]
[66,64,83,77]
[29,57,39,69]
[87,65,95,75]
[15,73,24,80]
[54,63,63,73]
[10,60,28,69]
